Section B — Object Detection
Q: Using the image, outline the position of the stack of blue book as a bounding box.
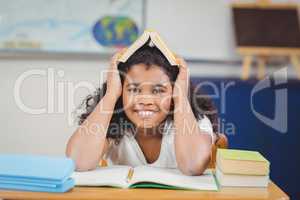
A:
[0,154,75,193]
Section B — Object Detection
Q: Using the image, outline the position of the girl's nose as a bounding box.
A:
[135,94,155,105]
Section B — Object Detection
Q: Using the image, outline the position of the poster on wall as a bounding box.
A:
[0,0,144,54]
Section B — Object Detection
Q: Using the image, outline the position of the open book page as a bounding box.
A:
[118,31,150,62]
[130,166,218,191]
[150,32,177,66]
[71,165,131,188]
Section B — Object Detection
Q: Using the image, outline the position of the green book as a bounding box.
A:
[72,165,218,191]
[216,149,270,176]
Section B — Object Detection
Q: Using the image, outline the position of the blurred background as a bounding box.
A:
[0,0,299,199]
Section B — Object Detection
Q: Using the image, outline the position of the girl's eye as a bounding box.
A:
[153,88,164,94]
[128,88,140,93]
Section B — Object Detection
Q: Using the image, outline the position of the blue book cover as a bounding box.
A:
[0,154,74,181]
[0,154,75,192]
[0,177,74,193]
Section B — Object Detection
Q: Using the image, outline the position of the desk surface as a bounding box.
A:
[0,181,289,200]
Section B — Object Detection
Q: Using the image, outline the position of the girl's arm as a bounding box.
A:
[173,57,212,176]
[173,97,212,176]
[66,50,124,171]
[65,94,118,171]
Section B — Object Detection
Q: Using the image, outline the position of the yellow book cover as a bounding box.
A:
[216,149,270,176]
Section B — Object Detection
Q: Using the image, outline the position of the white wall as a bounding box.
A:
[146,0,237,60]
[0,60,106,156]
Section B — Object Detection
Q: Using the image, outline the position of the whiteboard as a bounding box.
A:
[0,0,144,54]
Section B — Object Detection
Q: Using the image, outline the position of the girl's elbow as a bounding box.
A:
[75,162,96,172]
[72,155,97,172]
[65,146,97,172]
[178,151,211,176]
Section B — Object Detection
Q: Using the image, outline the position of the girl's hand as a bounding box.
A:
[173,56,190,104]
[105,48,127,101]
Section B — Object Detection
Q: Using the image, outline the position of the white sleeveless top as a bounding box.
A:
[104,115,214,168]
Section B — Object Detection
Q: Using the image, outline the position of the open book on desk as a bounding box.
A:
[71,165,218,191]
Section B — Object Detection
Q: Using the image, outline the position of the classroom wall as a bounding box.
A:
[0,0,298,156]
[0,60,102,155]
[146,0,300,60]
[146,0,237,60]
[0,0,242,155]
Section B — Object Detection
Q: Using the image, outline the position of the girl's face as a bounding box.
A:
[122,64,173,129]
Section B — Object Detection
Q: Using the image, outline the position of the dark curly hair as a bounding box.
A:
[77,44,219,143]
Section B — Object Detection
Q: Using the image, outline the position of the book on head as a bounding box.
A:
[117,29,178,66]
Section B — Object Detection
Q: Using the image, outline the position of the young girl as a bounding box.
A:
[66,45,218,175]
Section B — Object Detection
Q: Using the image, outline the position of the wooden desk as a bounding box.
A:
[0,181,289,200]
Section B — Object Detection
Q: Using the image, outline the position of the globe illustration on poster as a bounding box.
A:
[92,16,139,48]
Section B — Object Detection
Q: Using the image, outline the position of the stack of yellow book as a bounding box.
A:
[215,149,270,187]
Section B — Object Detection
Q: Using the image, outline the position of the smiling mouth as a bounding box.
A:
[134,110,157,119]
